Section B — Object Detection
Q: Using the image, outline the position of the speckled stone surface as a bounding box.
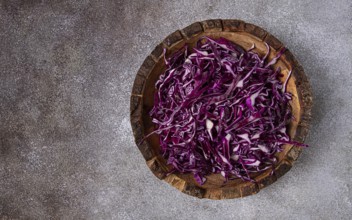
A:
[0,0,351,219]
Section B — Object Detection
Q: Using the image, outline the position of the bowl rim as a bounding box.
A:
[130,19,313,200]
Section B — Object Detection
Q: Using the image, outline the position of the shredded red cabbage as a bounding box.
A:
[148,37,307,185]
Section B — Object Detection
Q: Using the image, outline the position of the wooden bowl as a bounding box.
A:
[130,19,312,199]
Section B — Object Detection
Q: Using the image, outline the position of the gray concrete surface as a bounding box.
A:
[0,0,351,219]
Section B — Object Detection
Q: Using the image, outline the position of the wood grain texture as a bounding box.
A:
[243,22,268,40]
[181,22,203,39]
[201,19,223,32]
[264,34,284,50]
[130,19,313,199]
[163,30,183,47]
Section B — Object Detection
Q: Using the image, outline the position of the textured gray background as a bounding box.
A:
[0,0,351,219]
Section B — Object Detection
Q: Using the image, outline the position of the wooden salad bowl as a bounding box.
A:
[130,19,312,199]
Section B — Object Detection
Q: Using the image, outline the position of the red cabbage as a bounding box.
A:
[147,37,307,185]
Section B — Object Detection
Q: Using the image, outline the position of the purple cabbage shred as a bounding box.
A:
[148,37,307,185]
